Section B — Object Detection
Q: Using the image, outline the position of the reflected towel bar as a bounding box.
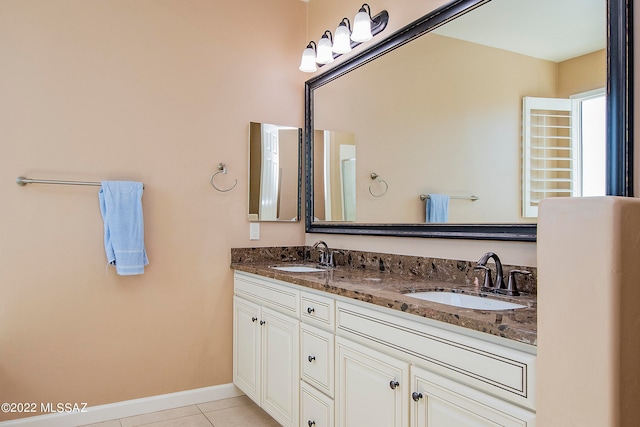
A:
[420,194,478,202]
[16,176,144,188]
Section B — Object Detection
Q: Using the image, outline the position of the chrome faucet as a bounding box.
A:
[475,252,505,292]
[312,241,331,266]
[311,241,340,267]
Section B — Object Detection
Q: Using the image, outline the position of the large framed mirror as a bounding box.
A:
[305,0,633,241]
[248,122,302,222]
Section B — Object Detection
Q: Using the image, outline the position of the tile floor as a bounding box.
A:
[78,396,279,427]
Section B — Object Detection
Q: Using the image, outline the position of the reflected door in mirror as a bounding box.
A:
[313,130,356,222]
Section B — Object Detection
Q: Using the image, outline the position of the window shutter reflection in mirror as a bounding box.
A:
[522,97,577,217]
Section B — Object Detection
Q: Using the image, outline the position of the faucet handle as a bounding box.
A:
[474,265,494,291]
[504,270,531,296]
[328,250,342,268]
[317,248,327,265]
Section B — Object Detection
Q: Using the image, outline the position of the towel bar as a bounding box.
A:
[16,176,144,188]
[420,194,478,201]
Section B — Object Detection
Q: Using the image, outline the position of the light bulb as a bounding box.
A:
[316,33,334,64]
[333,20,352,54]
[299,45,317,72]
[351,6,373,43]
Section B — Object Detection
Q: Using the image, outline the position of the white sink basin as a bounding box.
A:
[404,291,526,311]
[270,265,326,273]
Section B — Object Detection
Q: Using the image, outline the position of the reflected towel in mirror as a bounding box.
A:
[426,194,449,223]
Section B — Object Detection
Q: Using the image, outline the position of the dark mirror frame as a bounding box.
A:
[304,0,633,241]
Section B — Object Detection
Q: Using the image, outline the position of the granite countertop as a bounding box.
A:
[231,261,537,346]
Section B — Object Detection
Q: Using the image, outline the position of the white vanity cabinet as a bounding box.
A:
[335,301,537,427]
[233,273,300,427]
[233,271,537,427]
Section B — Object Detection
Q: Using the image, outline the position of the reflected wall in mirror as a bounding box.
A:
[248,122,301,221]
[314,0,604,225]
[305,0,632,241]
[313,130,357,222]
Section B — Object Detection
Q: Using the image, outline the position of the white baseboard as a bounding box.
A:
[0,383,243,427]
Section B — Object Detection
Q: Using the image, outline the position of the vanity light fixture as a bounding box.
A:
[315,30,335,64]
[298,41,318,72]
[298,3,389,73]
[351,4,374,42]
[332,18,352,54]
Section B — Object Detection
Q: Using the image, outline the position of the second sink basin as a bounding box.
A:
[404,291,526,311]
[270,265,326,273]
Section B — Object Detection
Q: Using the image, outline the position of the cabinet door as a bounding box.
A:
[411,366,533,427]
[336,337,409,427]
[233,296,261,404]
[261,306,300,427]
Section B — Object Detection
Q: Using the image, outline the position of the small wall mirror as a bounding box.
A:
[248,122,302,222]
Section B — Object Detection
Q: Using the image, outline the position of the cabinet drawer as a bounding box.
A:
[301,291,335,331]
[301,323,334,397]
[301,381,334,427]
[234,271,300,318]
[336,301,536,410]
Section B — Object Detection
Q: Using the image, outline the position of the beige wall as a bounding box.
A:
[537,197,640,426]
[557,49,606,98]
[0,0,306,421]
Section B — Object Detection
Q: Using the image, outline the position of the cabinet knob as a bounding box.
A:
[251,317,257,322]
[412,391,423,402]
[308,421,316,427]
[307,307,315,314]
[389,380,400,390]
[259,320,266,325]
[308,355,316,363]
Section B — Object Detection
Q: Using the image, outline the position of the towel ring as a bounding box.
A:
[369,172,388,197]
[209,163,237,192]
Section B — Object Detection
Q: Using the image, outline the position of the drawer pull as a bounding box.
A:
[412,392,423,402]
[259,320,266,325]
[308,355,316,363]
[389,380,400,390]
[251,317,257,322]
[307,307,315,314]
[308,421,316,427]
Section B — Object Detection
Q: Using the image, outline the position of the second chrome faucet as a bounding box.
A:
[312,241,340,267]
